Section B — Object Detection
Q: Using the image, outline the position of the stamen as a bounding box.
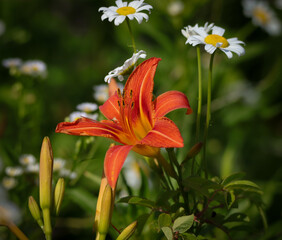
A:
[117,88,121,97]
[122,100,125,107]
[130,89,133,98]
[131,102,134,109]
[117,100,120,107]
[122,90,126,99]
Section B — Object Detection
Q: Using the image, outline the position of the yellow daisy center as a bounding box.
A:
[116,6,136,16]
[253,8,269,25]
[204,34,229,48]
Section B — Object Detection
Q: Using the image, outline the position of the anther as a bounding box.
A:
[131,102,134,109]
[117,100,120,107]
[117,88,121,97]
[130,89,133,98]
[122,100,125,107]
[122,90,126,98]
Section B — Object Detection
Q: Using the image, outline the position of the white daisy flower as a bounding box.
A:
[53,158,66,172]
[242,0,281,35]
[2,58,22,68]
[93,84,109,103]
[99,0,153,26]
[182,22,214,43]
[2,177,18,189]
[104,50,146,83]
[167,1,184,16]
[68,111,98,122]
[186,25,245,59]
[59,169,77,180]
[76,102,98,113]
[26,163,39,173]
[19,154,36,166]
[20,60,47,78]
[5,166,23,177]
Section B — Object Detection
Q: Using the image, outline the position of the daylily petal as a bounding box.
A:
[55,117,124,143]
[124,57,161,135]
[99,94,121,123]
[154,90,192,118]
[108,78,119,97]
[139,117,184,148]
[104,145,133,187]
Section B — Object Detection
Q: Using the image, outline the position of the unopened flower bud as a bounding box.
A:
[39,137,53,210]
[28,196,43,229]
[116,221,137,240]
[97,184,112,236]
[54,178,65,216]
[182,142,203,165]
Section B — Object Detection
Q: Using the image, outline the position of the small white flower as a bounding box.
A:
[2,177,18,189]
[182,22,214,43]
[19,154,36,166]
[53,158,66,171]
[68,111,98,122]
[76,102,98,113]
[104,50,146,83]
[242,0,281,35]
[186,25,245,59]
[20,60,47,78]
[2,58,22,68]
[26,163,39,173]
[93,84,110,103]
[5,166,23,177]
[167,1,184,16]
[0,20,5,36]
[59,169,77,179]
[99,0,153,26]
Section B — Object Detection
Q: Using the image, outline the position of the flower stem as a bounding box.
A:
[42,208,52,240]
[126,18,136,53]
[202,52,215,179]
[192,47,203,175]
[6,222,29,240]
[156,152,177,179]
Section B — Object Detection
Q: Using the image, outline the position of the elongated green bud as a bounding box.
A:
[97,184,112,237]
[116,221,137,240]
[28,196,44,229]
[182,142,203,165]
[39,137,53,210]
[54,178,65,216]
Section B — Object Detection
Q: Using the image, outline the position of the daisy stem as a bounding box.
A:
[202,52,215,179]
[191,46,203,176]
[126,19,137,53]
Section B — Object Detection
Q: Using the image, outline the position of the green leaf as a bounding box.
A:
[118,196,157,209]
[161,227,173,240]
[224,180,263,194]
[224,213,249,223]
[222,172,246,186]
[172,214,194,233]
[158,213,172,229]
[183,177,222,197]
[136,213,151,235]
[225,190,236,209]
[180,233,197,240]
[66,188,97,212]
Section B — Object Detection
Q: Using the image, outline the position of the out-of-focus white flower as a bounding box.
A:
[123,155,141,189]
[5,166,23,177]
[68,111,98,122]
[99,0,153,26]
[93,84,109,103]
[186,25,245,59]
[167,1,184,16]
[104,50,146,83]
[59,169,77,179]
[0,20,5,36]
[182,22,214,42]
[19,154,36,166]
[53,158,66,172]
[20,60,47,78]
[26,163,39,173]
[2,177,18,189]
[2,58,22,68]
[76,102,98,113]
[242,0,281,35]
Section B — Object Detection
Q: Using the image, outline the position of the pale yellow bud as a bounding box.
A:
[28,196,44,229]
[54,178,65,216]
[116,221,138,240]
[39,137,53,210]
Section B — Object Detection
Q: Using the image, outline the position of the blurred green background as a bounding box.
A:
[0,0,282,239]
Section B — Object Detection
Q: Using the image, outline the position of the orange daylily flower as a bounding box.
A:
[56,58,192,187]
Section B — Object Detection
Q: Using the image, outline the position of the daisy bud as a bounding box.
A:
[39,137,53,210]
[116,221,138,240]
[54,178,65,216]
[97,184,112,237]
[28,196,43,229]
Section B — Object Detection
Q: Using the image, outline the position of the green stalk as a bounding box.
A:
[126,18,136,53]
[191,47,203,175]
[42,209,52,240]
[6,222,29,240]
[202,52,215,179]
